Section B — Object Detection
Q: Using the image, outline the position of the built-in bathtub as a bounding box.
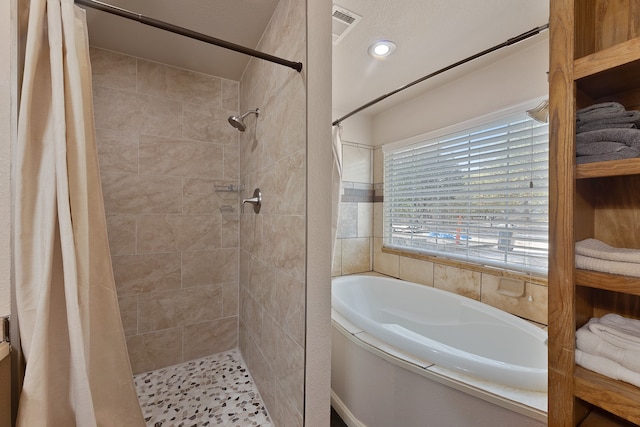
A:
[331,273,548,426]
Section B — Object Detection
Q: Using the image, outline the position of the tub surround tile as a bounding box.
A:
[373,202,383,238]
[373,237,399,277]
[481,274,548,325]
[337,202,358,239]
[357,202,373,237]
[341,238,371,275]
[373,147,384,184]
[342,144,372,183]
[135,350,273,427]
[434,264,481,301]
[332,240,342,277]
[399,257,434,287]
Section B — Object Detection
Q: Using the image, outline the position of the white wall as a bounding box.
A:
[0,0,15,317]
[332,108,373,145]
[306,0,332,425]
[372,36,549,146]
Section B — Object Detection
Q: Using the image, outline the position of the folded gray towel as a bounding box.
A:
[576,146,640,164]
[577,109,640,126]
[576,128,640,146]
[578,122,637,133]
[577,102,627,122]
[576,141,629,156]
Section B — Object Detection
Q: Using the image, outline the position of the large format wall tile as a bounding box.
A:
[93,86,182,138]
[93,47,241,372]
[89,47,136,91]
[139,135,224,178]
[126,328,183,374]
[183,317,238,360]
[137,59,222,107]
[112,253,181,296]
[137,285,223,333]
[136,215,221,253]
[101,172,183,214]
[95,129,138,173]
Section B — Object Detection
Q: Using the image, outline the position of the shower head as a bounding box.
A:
[228,108,260,131]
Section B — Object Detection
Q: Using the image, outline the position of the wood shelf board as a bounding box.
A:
[576,158,640,179]
[574,36,640,81]
[575,270,640,296]
[574,365,640,425]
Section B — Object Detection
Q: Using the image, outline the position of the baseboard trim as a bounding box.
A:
[330,389,367,427]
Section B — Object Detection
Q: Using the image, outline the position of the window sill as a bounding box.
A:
[381,246,548,286]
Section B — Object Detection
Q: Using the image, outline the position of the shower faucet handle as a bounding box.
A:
[241,188,262,214]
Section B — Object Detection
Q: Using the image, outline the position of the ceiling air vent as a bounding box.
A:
[332,4,362,45]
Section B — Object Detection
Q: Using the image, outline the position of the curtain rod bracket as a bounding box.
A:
[74,0,303,73]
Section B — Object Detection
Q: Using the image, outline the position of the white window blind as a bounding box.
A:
[383,111,549,275]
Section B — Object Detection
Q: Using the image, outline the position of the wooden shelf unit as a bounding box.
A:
[549,1,640,426]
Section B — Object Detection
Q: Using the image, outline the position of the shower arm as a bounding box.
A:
[74,0,303,73]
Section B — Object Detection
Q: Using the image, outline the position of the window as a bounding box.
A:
[383,107,549,275]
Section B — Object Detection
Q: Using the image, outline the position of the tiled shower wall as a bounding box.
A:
[90,47,241,374]
[237,0,306,425]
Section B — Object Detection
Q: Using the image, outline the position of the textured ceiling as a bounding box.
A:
[331,0,550,118]
[78,0,550,119]
[80,0,280,81]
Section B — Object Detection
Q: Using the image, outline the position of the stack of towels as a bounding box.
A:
[576,102,640,164]
[576,314,640,388]
[575,238,640,278]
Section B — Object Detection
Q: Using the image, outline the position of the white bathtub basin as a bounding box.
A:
[332,274,548,391]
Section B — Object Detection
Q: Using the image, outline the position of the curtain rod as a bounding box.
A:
[332,23,549,126]
[74,0,303,73]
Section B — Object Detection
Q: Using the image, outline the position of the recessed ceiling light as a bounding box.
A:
[368,40,396,59]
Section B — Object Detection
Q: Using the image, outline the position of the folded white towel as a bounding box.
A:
[576,238,640,263]
[577,321,640,372]
[575,349,640,388]
[575,254,640,278]
[597,313,640,346]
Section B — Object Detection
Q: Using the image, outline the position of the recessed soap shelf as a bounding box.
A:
[214,184,245,193]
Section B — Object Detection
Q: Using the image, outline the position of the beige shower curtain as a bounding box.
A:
[15,0,145,425]
[332,125,343,264]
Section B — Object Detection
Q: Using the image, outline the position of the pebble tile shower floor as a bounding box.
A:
[134,349,273,427]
